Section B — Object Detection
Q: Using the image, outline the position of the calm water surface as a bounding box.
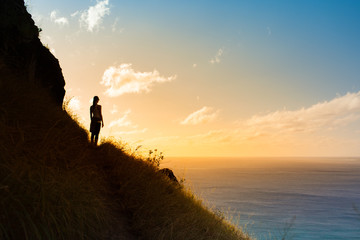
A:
[164,158,360,240]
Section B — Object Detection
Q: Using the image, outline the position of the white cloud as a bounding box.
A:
[55,17,69,26]
[108,110,133,128]
[210,48,224,64]
[80,0,110,32]
[181,106,219,125]
[50,10,69,26]
[101,63,176,97]
[245,91,360,134]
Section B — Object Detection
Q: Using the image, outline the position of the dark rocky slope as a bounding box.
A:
[0,0,65,106]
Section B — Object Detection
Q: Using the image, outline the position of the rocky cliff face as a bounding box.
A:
[0,0,65,106]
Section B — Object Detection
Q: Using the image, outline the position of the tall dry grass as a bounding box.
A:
[94,141,250,240]
[0,69,250,239]
[0,73,115,239]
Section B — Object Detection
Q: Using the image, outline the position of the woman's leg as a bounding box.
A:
[95,134,99,146]
[91,133,95,144]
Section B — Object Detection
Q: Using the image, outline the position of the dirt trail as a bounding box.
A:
[89,146,138,240]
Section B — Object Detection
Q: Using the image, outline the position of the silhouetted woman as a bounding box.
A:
[90,96,104,146]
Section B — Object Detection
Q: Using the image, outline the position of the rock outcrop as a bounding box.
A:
[159,168,179,184]
[0,0,65,106]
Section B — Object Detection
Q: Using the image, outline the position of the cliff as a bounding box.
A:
[0,0,65,106]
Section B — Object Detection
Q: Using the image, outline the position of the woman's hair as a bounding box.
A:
[93,96,99,106]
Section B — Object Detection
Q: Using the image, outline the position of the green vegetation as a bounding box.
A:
[0,70,250,239]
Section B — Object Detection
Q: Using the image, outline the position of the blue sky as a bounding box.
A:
[26,0,360,156]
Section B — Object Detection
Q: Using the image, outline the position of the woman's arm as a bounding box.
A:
[100,105,104,127]
[90,106,93,120]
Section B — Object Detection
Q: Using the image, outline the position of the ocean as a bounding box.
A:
[163,157,360,240]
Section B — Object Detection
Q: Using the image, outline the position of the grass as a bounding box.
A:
[0,68,250,239]
[0,70,114,239]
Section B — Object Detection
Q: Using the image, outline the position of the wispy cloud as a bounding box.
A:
[181,106,219,125]
[50,10,69,26]
[245,91,360,135]
[111,17,124,33]
[71,11,80,18]
[176,91,360,154]
[108,109,133,128]
[113,128,147,135]
[80,0,110,32]
[109,109,147,135]
[188,129,234,144]
[210,48,224,64]
[138,91,360,156]
[101,63,176,97]
[110,104,118,114]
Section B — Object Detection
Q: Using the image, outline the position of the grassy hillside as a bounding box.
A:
[0,68,250,239]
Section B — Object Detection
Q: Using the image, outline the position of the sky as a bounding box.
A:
[25,0,360,157]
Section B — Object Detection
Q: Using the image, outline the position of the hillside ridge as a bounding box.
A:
[0,69,249,239]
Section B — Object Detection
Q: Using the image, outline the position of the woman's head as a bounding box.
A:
[93,96,99,105]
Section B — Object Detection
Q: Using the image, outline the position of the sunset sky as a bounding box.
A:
[25,0,360,157]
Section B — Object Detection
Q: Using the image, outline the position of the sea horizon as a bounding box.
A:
[163,157,360,239]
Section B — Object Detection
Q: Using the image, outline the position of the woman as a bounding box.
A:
[90,96,104,146]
